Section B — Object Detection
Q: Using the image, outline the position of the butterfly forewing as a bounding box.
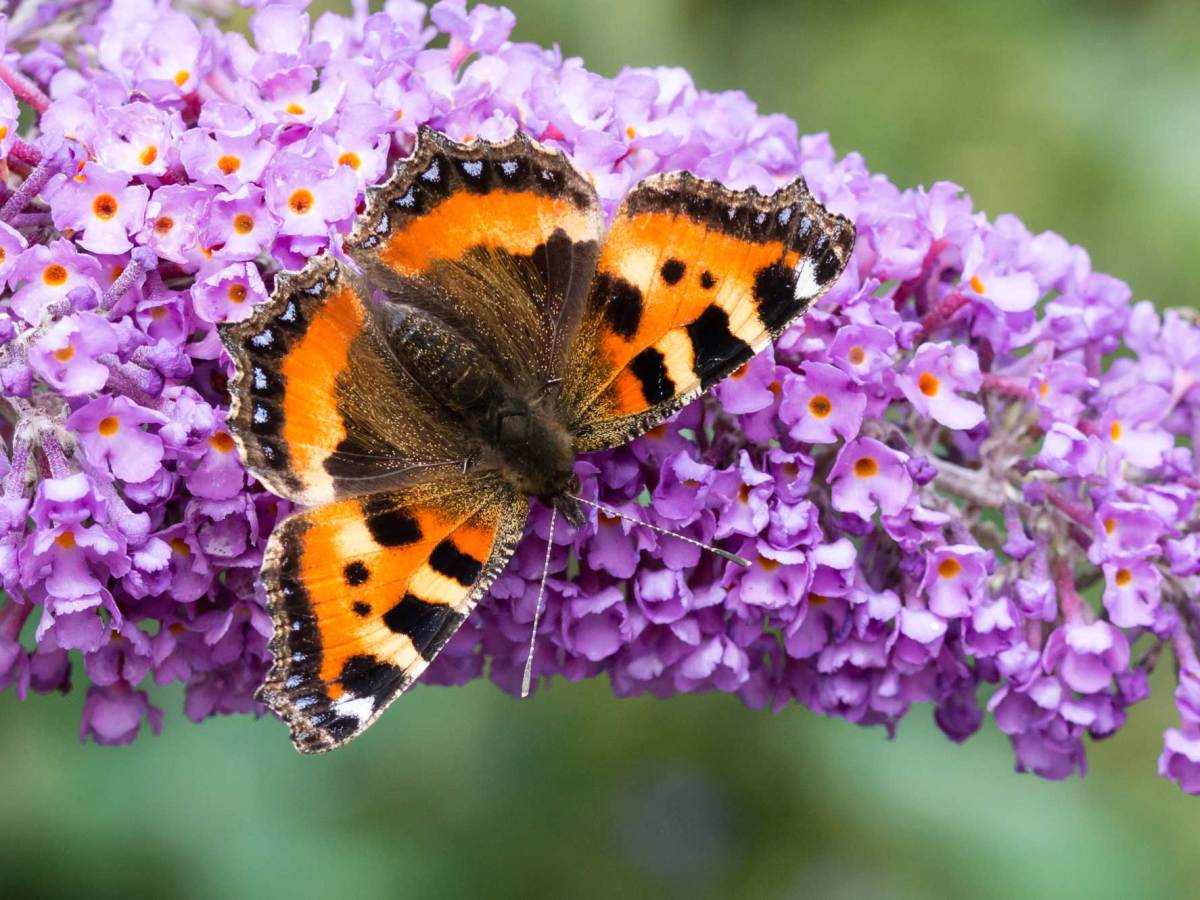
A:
[259,474,528,752]
[559,171,855,451]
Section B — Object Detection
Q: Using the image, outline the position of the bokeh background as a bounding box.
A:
[4,2,1200,898]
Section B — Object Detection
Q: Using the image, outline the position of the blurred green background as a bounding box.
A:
[4,2,1200,898]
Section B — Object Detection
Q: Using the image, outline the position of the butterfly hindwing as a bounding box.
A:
[559,172,855,450]
[344,127,604,391]
[219,255,477,506]
[259,474,529,752]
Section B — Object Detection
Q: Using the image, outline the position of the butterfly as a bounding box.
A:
[219,127,855,752]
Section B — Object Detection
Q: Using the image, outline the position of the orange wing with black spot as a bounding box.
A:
[559,172,855,450]
[219,255,474,506]
[345,126,604,391]
[258,474,528,752]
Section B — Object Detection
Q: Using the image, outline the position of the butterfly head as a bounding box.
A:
[488,398,584,527]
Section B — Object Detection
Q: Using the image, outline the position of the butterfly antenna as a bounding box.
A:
[569,495,751,567]
[521,505,556,698]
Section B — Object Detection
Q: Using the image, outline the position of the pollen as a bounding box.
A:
[1109,421,1122,441]
[174,70,190,87]
[169,538,191,556]
[43,263,69,286]
[969,274,986,294]
[227,283,248,304]
[154,216,174,234]
[757,555,779,572]
[847,346,866,365]
[52,344,75,362]
[918,372,940,397]
[285,102,305,115]
[233,213,255,235]
[1115,567,1133,587]
[937,557,962,579]
[337,151,361,170]
[209,432,236,453]
[140,145,158,166]
[217,155,241,175]
[853,456,878,478]
[808,394,832,418]
[288,188,314,215]
[92,193,119,220]
[55,530,76,549]
[97,415,120,437]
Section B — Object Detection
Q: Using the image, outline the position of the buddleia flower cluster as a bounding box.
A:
[1,0,1198,792]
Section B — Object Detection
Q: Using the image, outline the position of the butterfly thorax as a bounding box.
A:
[379,298,583,525]
[484,394,583,526]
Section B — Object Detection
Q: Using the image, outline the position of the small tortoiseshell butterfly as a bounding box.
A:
[219,127,854,752]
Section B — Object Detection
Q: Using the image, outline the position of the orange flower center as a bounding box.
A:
[154,216,174,234]
[97,415,120,437]
[808,394,832,418]
[918,372,940,397]
[43,263,68,286]
[768,380,782,397]
[92,193,119,220]
[227,284,248,304]
[731,361,749,380]
[757,555,779,572]
[1038,382,1049,398]
[738,484,750,504]
[337,151,361,170]
[169,538,191,556]
[807,593,828,606]
[285,102,305,115]
[969,274,986,294]
[140,146,158,166]
[598,512,619,527]
[847,346,866,365]
[149,306,169,321]
[174,70,190,87]
[645,424,665,440]
[52,344,75,362]
[217,155,241,175]
[55,530,76,549]
[233,213,255,235]
[625,125,637,140]
[937,557,962,579]
[1115,567,1133,587]
[1104,517,1116,535]
[1109,421,1122,441]
[783,463,799,479]
[853,456,878,478]
[209,432,236,453]
[288,188,314,215]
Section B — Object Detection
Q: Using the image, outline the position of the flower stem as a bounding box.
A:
[0,61,49,113]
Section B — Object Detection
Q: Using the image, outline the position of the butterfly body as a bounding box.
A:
[219,128,854,752]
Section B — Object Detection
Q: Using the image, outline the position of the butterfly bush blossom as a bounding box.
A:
[0,0,1197,790]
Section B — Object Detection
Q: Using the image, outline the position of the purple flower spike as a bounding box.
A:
[0,0,1190,794]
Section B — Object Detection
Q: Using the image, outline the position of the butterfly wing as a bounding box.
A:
[259,473,528,752]
[344,126,603,392]
[219,255,478,506]
[558,172,855,450]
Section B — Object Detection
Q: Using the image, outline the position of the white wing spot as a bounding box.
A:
[397,188,415,207]
[250,328,273,348]
[500,160,518,177]
[778,207,793,226]
[793,258,821,301]
[280,302,297,323]
[253,405,269,425]
[461,160,483,177]
[253,367,268,389]
[421,161,440,182]
[332,695,376,723]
